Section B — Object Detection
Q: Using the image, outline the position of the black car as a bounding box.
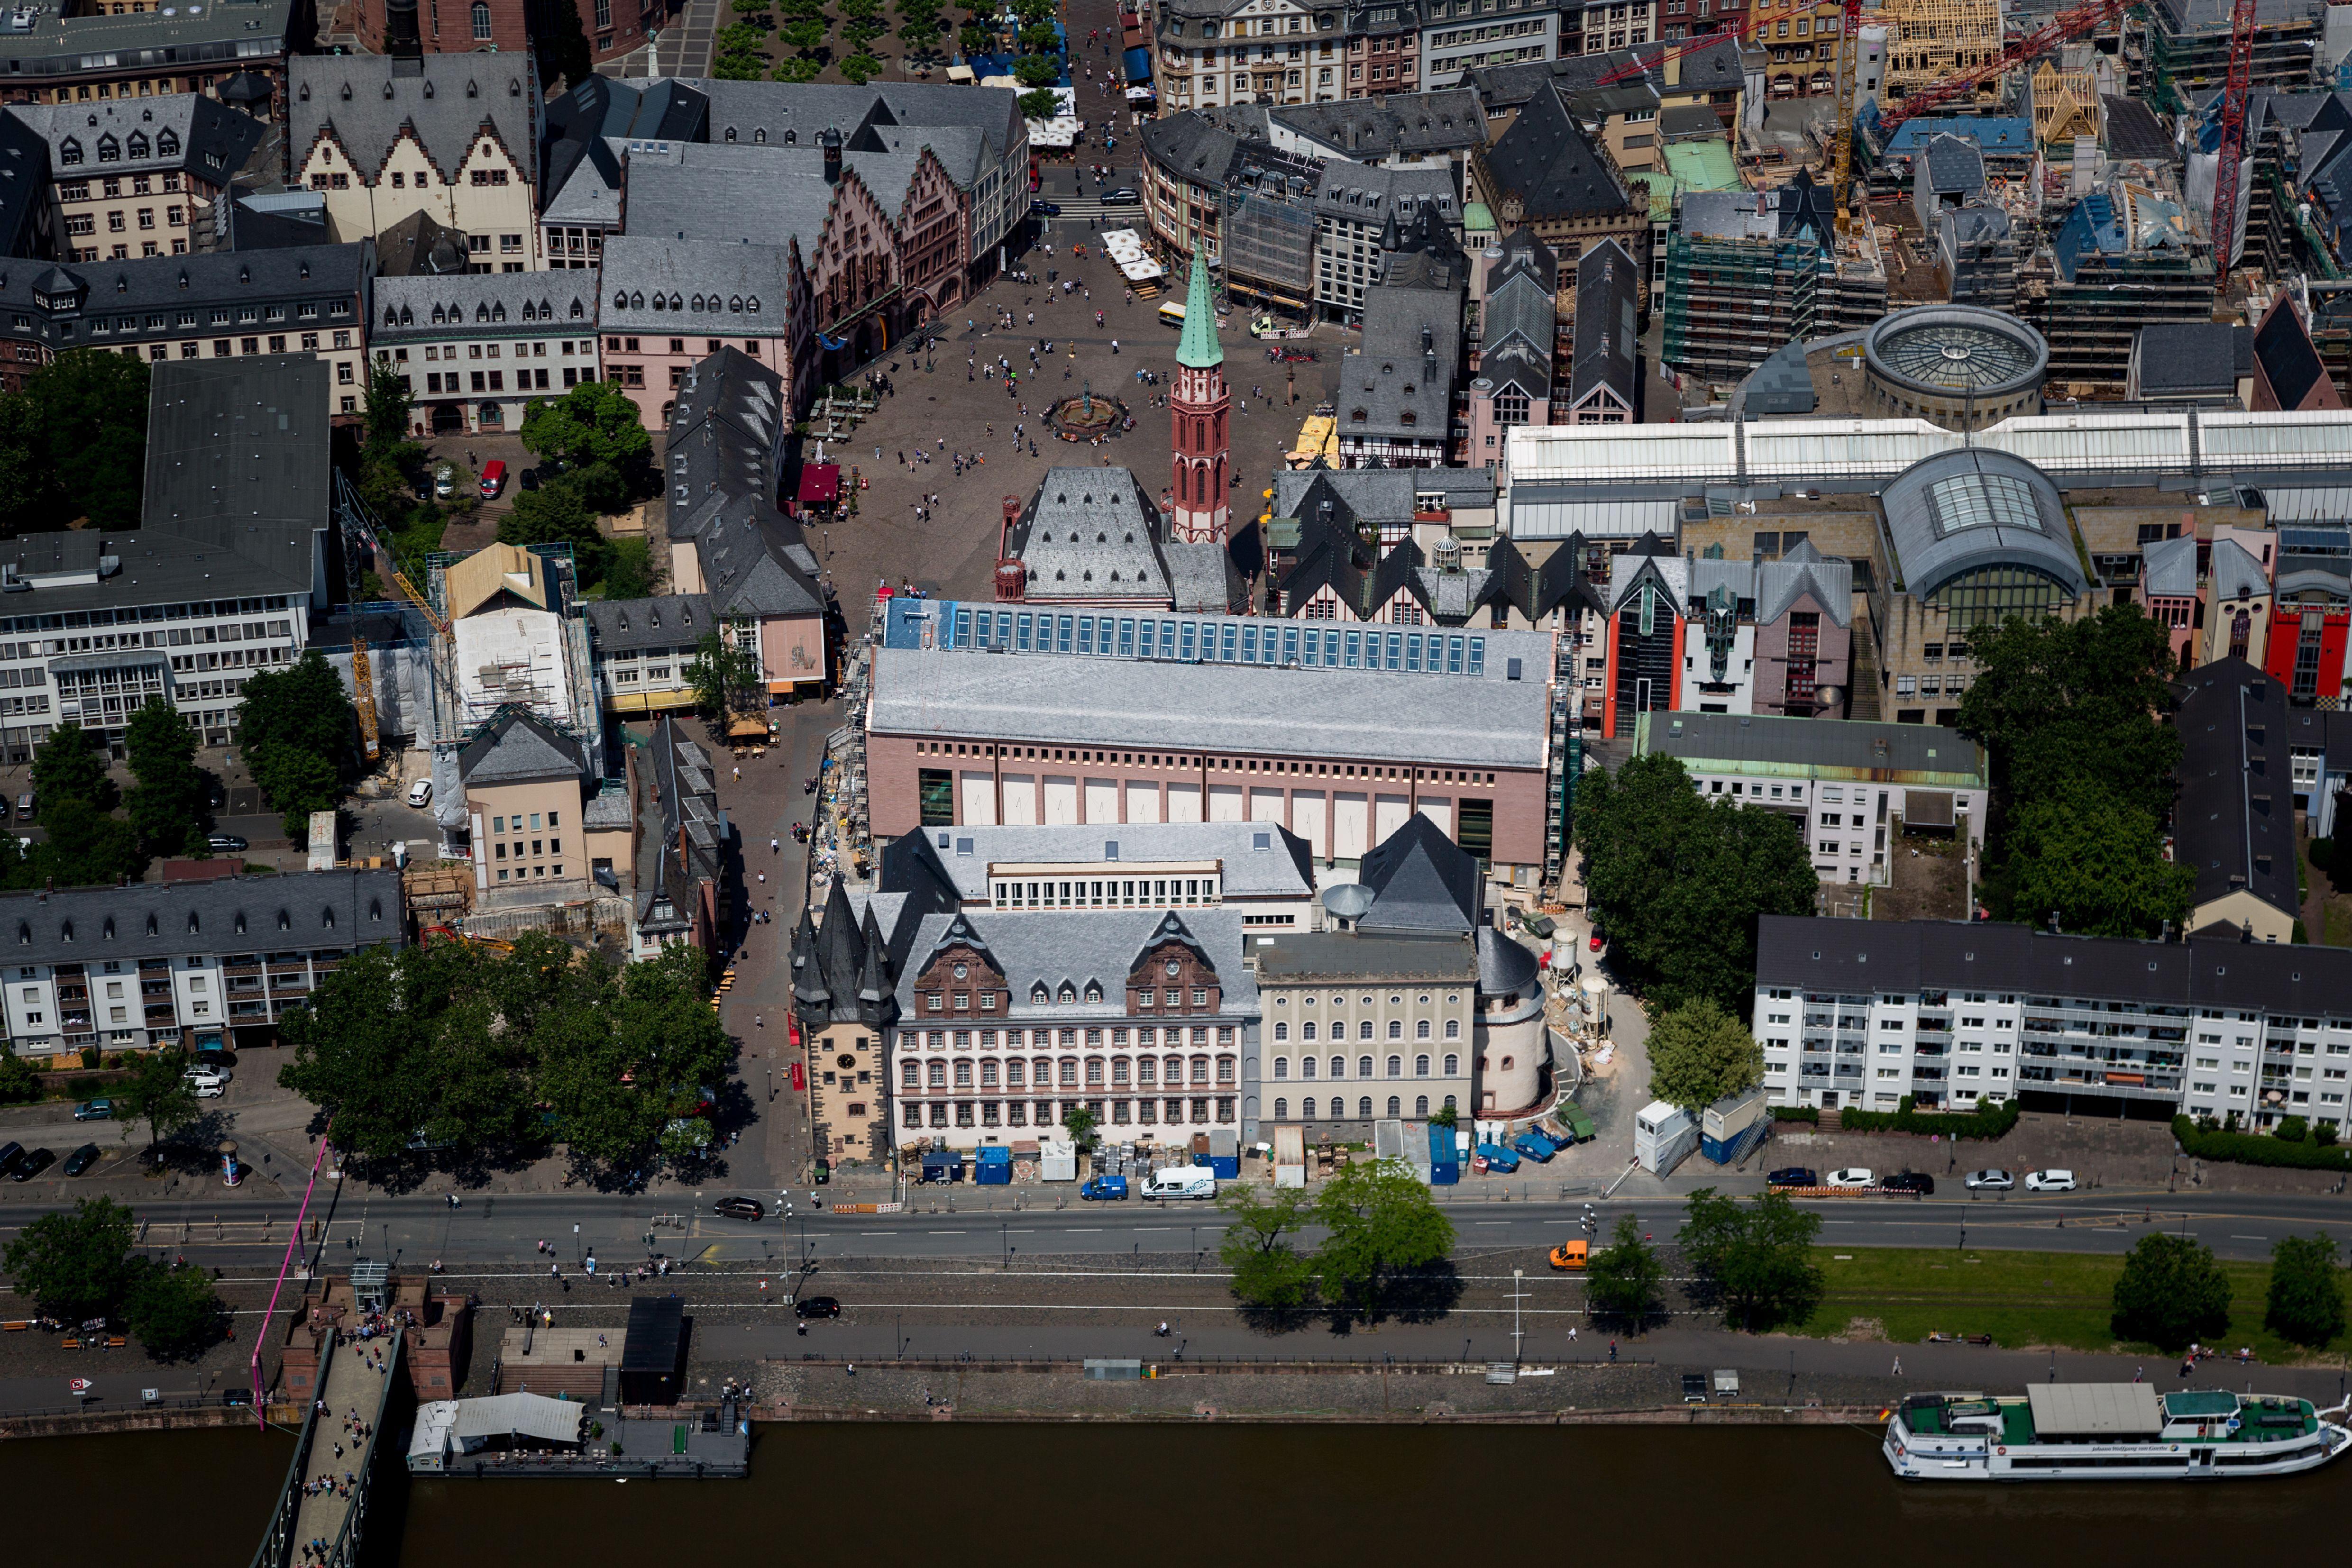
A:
[220,1387,253,1408]
[193,1047,236,1076]
[1101,188,1141,205]
[62,1143,101,1177]
[1766,1167,1819,1188]
[712,1197,766,1221]
[11,1147,54,1181]
[1881,1171,1936,1195]
[793,1295,842,1319]
[1030,198,1062,216]
[208,833,248,854]
[0,1140,22,1176]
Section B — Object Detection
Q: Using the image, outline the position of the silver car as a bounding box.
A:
[1963,1168,2014,1190]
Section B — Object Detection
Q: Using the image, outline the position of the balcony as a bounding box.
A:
[225,962,262,979]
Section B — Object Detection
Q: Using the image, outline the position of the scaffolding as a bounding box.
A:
[2030,59,2101,148]
[1219,147,1323,316]
[1881,0,2005,109]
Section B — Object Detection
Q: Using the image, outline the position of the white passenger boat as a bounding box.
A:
[1884,1383,2352,1480]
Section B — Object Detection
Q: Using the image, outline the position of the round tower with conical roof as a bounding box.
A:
[1168,249,1230,546]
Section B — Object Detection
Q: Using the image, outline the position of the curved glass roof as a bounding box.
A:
[1875,320,2039,392]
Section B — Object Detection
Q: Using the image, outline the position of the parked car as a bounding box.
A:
[72,1098,113,1121]
[1548,1239,1589,1271]
[1510,1130,1559,1163]
[1880,1171,1935,1195]
[193,1078,226,1100]
[407,778,433,808]
[478,460,507,499]
[1588,930,1605,952]
[62,1143,101,1177]
[793,1295,841,1319]
[208,834,247,854]
[2024,1168,2077,1193]
[1471,1142,1520,1174]
[1766,1166,1819,1188]
[433,465,457,499]
[1080,1175,1129,1201]
[1963,1168,2014,1191]
[711,1197,765,1221]
[1101,188,1141,205]
[185,1065,229,1086]
[10,1146,51,1180]
[0,1140,21,1175]
[1824,1167,1876,1189]
[1030,198,1062,216]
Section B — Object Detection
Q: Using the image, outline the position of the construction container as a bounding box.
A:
[974,1145,1013,1185]
[1635,1101,1700,1176]
[1428,1124,1460,1185]
[1701,1087,1770,1164]
[1272,1124,1307,1189]
[1206,1127,1240,1180]
[1040,1142,1078,1183]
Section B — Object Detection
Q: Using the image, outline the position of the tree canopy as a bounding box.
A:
[520,381,653,487]
[1311,1158,1455,1320]
[2001,777,2192,938]
[685,621,766,722]
[238,651,354,837]
[1644,997,1764,1113]
[1679,1188,1824,1331]
[0,351,150,531]
[2110,1232,2232,1350]
[123,1261,225,1359]
[278,938,732,1176]
[1575,752,1818,1011]
[24,723,141,889]
[2265,1233,2345,1348]
[123,1047,200,1151]
[1955,603,2181,821]
[3,1196,137,1322]
[1217,1184,1318,1312]
[125,697,212,859]
[1583,1214,1666,1328]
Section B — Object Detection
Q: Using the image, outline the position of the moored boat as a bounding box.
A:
[1884,1383,2352,1481]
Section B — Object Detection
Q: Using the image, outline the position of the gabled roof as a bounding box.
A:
[13,94,263,186]
[1130,910,1216,975]
[2210,537,2272,601]
[1355,813,1479,936]
[2176,657,2300,924]
[583,593,713,652]
[443,543,553,620]
[2252,294,2343,412]
[1344,284,1461,440]
[2142,533,2199,597]
[291,55,540,188]
[457,709,585,786]
[1569,236,1637,407]
[1479,82,1636,222]
[1918,132,1984,198]
[2134,321,2248,398]
[1268,90,1486,158]
[373,271,598,337]
[1755,538,1854,626]
[1007,467,1177,601]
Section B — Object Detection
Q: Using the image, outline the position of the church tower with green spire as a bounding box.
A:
[1168,248,1230,545]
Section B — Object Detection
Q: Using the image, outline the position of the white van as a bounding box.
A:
[1141,1165,1217,1201]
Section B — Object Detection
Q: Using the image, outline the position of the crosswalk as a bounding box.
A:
[1042,200,1146,223]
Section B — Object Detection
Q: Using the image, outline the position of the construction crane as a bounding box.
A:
[2208,0,2260,293]
[350,632,381,762]
[423,924,514,955]
[1595,14,1775,86]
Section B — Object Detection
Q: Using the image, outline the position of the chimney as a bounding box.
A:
[820,126,842,183]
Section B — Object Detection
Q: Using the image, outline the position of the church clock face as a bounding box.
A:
[952,962,969,980]
[1165,960,1181,978]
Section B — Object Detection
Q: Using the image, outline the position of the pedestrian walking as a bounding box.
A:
[1893,1356,1903,1376]
[1608,1339,1618,1362]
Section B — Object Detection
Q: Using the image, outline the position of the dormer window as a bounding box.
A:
[145,914,156,936]
[1031,982,1049,1003]
[277,910,290,930]
[322,908,336,929]
[101,918,113,939]
[1084,982,1102,1003]
[234,912,246,934]
[1058,983,1076,1003]
[58,921,69,942]
[188,912,200,932]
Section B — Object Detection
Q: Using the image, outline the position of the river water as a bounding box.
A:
[27,1422,2352,1564]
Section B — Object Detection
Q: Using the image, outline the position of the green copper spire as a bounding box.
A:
[1176,248,1222,371]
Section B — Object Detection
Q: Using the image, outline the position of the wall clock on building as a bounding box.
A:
[1165,959,1181,977]
[952,962,969,979]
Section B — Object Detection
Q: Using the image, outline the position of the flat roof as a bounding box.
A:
[869,646,1551,769]
[1637,711,1986,787]
[2027,1383,2163,1438]
[911,820,1317,900]
[1253,930,1478,981]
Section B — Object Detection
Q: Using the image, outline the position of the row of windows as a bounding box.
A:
[1272,1094,1454,1120]
[905,1098,1232,1128]
[1273,1052,1457,1077]
[909,1027,1229,1048]
[943,605,1489,676]
[1273,1018,1458,1042]
[906,1055,1235,1088]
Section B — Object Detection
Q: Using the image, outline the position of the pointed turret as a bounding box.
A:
[791,904,830,1010]
[1176,248,1222,370]
[856,930,890,1009]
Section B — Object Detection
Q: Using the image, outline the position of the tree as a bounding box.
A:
[1017,87,1061,120]
[840,51,884,82]
[1060,1104,1099,1150]
[1583,1214,1666,1328]
[601,537,655,601]
[1644,997,1762,1113]
[1957,603,2182,824]
[30,797,144,890]
[1576,753,1819,1012]
[31,722,118,820]
[1679,1188,1824,1331]
[2002,778,2193,939]
[772,54,824,79]
[780,15,827,48]
[123,1259,224,1358]
[123,1049,199,1152]
[1018,19,1057,50]
[0,1041,38,1104]
[540,944,730,1167]
[2110,1232,2233,1350]
[959,20,991,51]
[1012,52,1061,87]
[519,381,655,489]
[497,471,613,584]
[239,651,354,835]
[1311,1158,1453,1319]
[2265,1233,2345,1348]
[24,351,150,527]
[124,697,210,858]
[685,620,766,722]
[1218,1183,1317,1311]
[3,1196,135,1322]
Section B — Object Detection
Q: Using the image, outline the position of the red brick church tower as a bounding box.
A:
[1167,249,1230,545]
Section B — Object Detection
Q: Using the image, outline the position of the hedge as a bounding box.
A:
[1834,1094,2022,1140]
[2173,1116,2352,1172]
[1771,1106,1819,1123]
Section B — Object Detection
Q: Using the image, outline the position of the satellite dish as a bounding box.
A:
[1321,883,1374,924]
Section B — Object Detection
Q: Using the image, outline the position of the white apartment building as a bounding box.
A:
[1754,916,2352,1133]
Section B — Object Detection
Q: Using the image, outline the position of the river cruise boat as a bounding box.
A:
[1885,1384,2351,1481]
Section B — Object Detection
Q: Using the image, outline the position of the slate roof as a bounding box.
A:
[635,715,724,930]
[1481,268,1555,402]
[2143,533,2199,597]
[869,645,1551,767]
[373,208,473,276]
[2253,294,2339,411]
[1478,82,1637,222]
[621,142,841,250]
[291,55,540,188]
[1141,106,1251,190]
[1642,710,1982,782]
[2136,321,2249,397]
[676,79,1021,182]
[0,244,369,356]
[1344,284,1461,441]
[1312,161,1460,227]
[1758,912,2352,1011]
[0,0,297,89]
[2176,657,2301,925]
[373,271,598,341]
[1756,539,1855,625]
[12,95,262,187]
[599,236,797,337]
[582,593,713,653]
[1005,467,1178,602]
[1356,812,1479,936]
[1569,236,1637,407]
[1919,132,1984,198]
[698,506,828,619]
[457,709,587,786]
[2211,537,2272,601]
[2102,94,2172,161]
[139,355,330,598]
[1269,90,1486,159]
[1940,203,2012,251]
[887,907,1258,1024]
[1476,922,1541,994]
[0,868,404,968]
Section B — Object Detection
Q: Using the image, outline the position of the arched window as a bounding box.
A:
[724,127,737,142]
[1414,1094,1428,1116]
[1302,1096,1317,1120]
[1415,1054,1429,1076]
[471,1,492,38]
[1300,1055,1316,1078]
[1415,1018,1431,1039]
[1386,1055,1401,1077]
[1386,1095,1401,1117]
[1443,1053,1459,1076]
[1386,1019,1402,1040]
[1357,1056,1372,1079]
[1443,1094,1457,1111]
[1326,1056,1343,1079]
[1272,1021,1287,1041]
[1357,1019,1373,1040]
[1301,1020,1317,1041]
[1273,1097,1288,1120]
[1272,1056,1288,1079]
[1357,1097,1372,1120]
[1444,1018,1461,1039]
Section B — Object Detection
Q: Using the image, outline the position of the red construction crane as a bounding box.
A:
[1594,14,1772,86]
[2209,0,2260,292]
[1871,0,2137,137]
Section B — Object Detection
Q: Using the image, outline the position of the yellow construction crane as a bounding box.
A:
[350,632,380,762]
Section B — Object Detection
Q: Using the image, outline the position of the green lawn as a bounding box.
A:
[1798,1247,2351,1366]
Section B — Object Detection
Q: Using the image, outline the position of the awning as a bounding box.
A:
[946,64,975,82]
[2026,1383,2162,1438]
[729,717,771,739]
[1123,45,1152,82]
[796,463,841,505]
